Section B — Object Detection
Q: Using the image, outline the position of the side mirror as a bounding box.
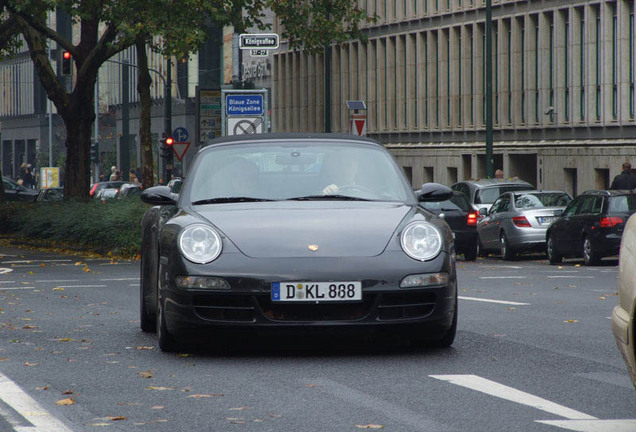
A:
[140,185,177,206]
[554,209,564,217]
[479,207,488,216]
[417,183,454,202]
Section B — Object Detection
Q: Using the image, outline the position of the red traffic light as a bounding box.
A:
[63,51,71,60]
[165,137,174,145]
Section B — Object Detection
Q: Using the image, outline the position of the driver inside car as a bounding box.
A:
[322,155,364,195]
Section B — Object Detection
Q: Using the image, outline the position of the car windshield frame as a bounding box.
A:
[185,139,415,205]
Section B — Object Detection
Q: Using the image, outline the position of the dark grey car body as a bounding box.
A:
[139,133,459,352]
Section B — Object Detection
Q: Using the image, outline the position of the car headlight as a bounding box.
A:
[178,224,222,264]
[400,221,443,261]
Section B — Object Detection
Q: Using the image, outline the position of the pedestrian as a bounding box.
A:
[129,168,140,184]
[610,162,636,190]
[22,164,34,189]
[109,166,118,181]
[494,169,504,179]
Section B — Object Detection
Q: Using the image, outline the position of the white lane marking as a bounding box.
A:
[536,420,636,432]
[33,280,80,283]
[0,268,14,275]
[3,260,72,264]
[99,278,138,281]
[479,276,526,279]
[305,378,446,431]
[51,285,107,289]
[459,296,530,306]
[548,276,595,279]
[0,373,73,432]
[0,280,16,284]
[430,375,597,420]
[0,287,36,291]
[481,265,523,269]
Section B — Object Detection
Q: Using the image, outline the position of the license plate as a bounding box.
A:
[271,282,362,302]
[538,216,556,225]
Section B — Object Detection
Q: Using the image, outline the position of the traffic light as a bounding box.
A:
[160,135,174,162]
[90,141,99,164]
[61,51,72,76]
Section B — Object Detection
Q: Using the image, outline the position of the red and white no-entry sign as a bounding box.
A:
[349,114,367,136]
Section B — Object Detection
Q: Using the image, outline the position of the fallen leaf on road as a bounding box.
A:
[137,370,154,379]
[135,346,154,350]
[229,406,252,411]
[53,287,64,292]
[36,385,49,391]
[62,390,74,395]
[108,416,127,421]
[563,319,578,323]
[355,424,385,429]
[24,362,38,367]
[146,386,175,391]
[55,398,75,406]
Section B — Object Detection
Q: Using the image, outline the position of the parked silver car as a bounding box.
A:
[477,190,572,259]
[451,178,535,213]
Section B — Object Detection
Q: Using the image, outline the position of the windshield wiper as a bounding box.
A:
[192,197,275,205]
[287,194,371,201]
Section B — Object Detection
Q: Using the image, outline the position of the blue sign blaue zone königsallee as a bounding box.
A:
[226,94,264,116]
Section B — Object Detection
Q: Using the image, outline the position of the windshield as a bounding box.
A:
[475,185,533,204]
[515,192,571,209]
[187,140,412,203]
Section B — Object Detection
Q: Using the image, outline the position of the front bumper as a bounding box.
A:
[160,251,457,336]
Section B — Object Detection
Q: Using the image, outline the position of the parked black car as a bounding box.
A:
[419,189,479,261]
[36,187,64,203]
[2,176,39,202]
[546,189,636,265]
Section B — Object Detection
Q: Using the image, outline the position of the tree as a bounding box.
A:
[1,1,372,201]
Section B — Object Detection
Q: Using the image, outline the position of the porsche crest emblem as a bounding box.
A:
[308,244,319,252]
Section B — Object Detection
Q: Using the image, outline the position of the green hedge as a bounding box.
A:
[0,198,149,258]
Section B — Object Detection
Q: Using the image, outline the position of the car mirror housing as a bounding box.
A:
[417,183,454,202]
[479,207,488,216]
[140,185,177,206]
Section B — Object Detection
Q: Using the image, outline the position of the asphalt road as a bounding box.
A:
[0,246,634,432]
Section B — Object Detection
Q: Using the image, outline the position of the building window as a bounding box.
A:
[631,3,635,119]
[580,11,585,121]
[612,4,617,120]
[564,11,570,122]
[595,7,601,121]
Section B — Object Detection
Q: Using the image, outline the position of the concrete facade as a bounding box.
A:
[272,0,636,196]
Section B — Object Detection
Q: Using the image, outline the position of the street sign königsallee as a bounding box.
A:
[239,33,279,49]
[226,94,264,116]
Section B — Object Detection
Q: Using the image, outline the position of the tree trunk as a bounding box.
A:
[136,37,155,189]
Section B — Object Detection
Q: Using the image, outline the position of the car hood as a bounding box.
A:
[193,202,412,258]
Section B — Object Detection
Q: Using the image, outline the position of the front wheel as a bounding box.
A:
[546,234,563,264]
[582,237,600,266]
[156,296,182,353]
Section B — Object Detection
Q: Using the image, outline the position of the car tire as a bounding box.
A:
[500,232,516,260]
[139,226,157,333]
[546,233,563,265]
[463,242,478,261]
[582,236,600,266]
[157,296,182,353]
[428,303,458,348]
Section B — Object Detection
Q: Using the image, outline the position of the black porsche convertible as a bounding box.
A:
[140,133,458,352]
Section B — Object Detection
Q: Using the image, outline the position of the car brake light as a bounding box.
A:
[599,216,623,228]
[467,212,478,227]
[512,216,531,227]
